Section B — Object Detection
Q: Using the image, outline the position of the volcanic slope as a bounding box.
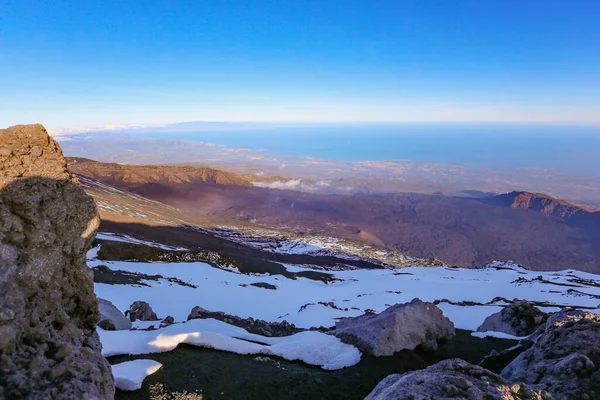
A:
[68,159,600,272]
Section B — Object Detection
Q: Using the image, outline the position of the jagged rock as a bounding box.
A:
[332,299,455,356]
[126,301,158,322]
[97,297,132,330]
[365,358,551,400]
[477,300,547,336]
[159,316,175,328]
[502,309,600,399]
[98,319,117,331]
[187,306,301,337]
[0,124,114,399]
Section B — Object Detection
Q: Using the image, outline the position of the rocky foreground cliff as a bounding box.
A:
[0,125,114,398]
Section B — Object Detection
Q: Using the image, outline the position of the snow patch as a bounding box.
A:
[99,319,361,370]
[471,331,529,340]
[111,359,162,391]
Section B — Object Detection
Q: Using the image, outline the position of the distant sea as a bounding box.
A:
[136,123,600,175]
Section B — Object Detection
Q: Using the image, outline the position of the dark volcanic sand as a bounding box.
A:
[111,330,516,400]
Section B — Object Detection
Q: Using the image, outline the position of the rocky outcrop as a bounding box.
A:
[187,306,302,337]
[477,300,547,337]
[332,299,455,356]
[501,309,600,399]
[0,124,114,399]
[365,358,550,400]
[97,297,132,330]
[484,191,585,218]
[126,301,158,322]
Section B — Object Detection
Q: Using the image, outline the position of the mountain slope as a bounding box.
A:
[69,159,600,272]
[67,157,253,187]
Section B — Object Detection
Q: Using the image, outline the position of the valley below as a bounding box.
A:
[71,155,600,398]
[69,157,600,273]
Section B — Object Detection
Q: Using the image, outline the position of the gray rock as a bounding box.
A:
[502,309,600,399]
[127,301,158,322]
[97,319,116,331]
[0,124,114,399]
[365,358,550,400]
[332,298,455,356]
[477,300,547,337]
[97,297,132,330]
[160,315,175,328]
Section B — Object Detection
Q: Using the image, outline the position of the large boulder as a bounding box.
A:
[127,301,158,322]
[0,124,114,398]
[97,298,132,330]
[365,358,550,400]
[332,299,455,356]
[501,309,600,399]
[477,300,547,337]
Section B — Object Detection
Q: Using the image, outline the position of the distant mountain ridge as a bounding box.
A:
[66,157,253,187]
[484,191,589,218]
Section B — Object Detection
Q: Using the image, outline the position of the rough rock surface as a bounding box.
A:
[97,319,117,331]
[97,297,132,330]
[187,306,302,337]
[126,301,158,322]
[159,315,175,328]
[502,309,600,399]
[332,299,455,356]
[477,300,547,337]
[0,124,114,399]
[365,358,550,400]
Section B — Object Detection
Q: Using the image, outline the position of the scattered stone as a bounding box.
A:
[365,358,550,399]
[250,282,277,290]
[187,306,302,337]
[127,301,158,322]
[160,316,175,328]
[98,319,117,331]
[332,299,455,356]
[0,124,114,398]
[477,300,547,336]
[502,309,600,399]
[97,297,132,330]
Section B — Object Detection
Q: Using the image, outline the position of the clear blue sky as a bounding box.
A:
[1,0,599,130]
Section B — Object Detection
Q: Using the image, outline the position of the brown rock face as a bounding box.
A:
[0,125,114,399]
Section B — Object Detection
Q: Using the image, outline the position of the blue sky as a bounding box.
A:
[1,0,599,129]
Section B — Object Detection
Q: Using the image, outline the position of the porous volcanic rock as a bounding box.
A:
[365,358,550,400]
[126,301,158,322]
[97,297,132,330]
[501,309,600,399]
[0,124,114,399]
[477,300,547,337]
[332,298,455,356]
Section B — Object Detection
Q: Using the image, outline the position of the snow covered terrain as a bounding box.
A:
[90,234,600,383]
[90,240,600,332]
[191,225,436,268]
